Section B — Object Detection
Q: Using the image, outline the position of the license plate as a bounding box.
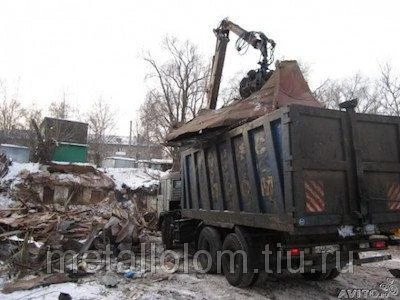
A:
[314,244,340,254]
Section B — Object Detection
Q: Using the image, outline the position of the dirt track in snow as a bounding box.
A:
[117,245,400,300]
[1,239,400,300]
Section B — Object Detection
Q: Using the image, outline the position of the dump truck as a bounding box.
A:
[158,20,400,287]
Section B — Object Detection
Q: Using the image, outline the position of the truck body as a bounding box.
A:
[160,103,400,286]
[181,104,400,234]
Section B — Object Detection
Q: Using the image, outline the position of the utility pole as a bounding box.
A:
[61,91,67,119]
[129,120,132,157]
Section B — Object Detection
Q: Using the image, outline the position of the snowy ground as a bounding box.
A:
[103,167,166,190]
[0,163,165,209]
[1,236,399,300]
[0,162,40,209]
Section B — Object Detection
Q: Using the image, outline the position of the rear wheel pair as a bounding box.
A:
[197,227,258,287]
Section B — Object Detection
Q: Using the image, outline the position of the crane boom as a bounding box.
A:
[206,19,276,109]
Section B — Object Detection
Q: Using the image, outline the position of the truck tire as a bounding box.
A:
[325,268,340,280]
[161,217,173,250]
[197,226,222,273]
[221,233,257,287]
[302,267,339,281]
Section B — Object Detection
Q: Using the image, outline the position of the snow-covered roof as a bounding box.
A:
[105,156,137,162]
[103,167,166,190]
[1,144,29,149]
[150,158,173,164]
[57,142,88,147]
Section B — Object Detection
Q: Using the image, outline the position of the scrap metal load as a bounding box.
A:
[166,60,322,145]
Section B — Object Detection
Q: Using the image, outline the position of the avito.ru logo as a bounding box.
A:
[338,278,398,298]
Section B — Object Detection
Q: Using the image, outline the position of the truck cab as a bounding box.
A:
[156,172,182,248]
[156,172,181,216]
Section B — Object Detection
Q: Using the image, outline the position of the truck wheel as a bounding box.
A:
[325,268,340,280]
[161,217,173,250]
[221,233,257,287]
[197,226,222,273]
[302,268,339,281]
[302,270,329,281]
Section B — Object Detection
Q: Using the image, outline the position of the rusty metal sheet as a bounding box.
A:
[166,60,321,145]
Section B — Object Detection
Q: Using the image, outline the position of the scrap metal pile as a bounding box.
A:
[166,60,322,146]
[0,161,158,293]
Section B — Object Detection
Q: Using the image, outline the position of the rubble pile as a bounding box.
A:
[0,197,157,268]
[0,162,160,293]
[12,163,116,205]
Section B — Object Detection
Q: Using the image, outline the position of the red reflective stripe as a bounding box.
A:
[310,180,324,197]
[306,193,323,211]
[388,183,400,210]
[306,202,315,212]
[388,183,396,199]
[305,181,324,203]
[305,180,325,213]
[305,196,321,212]
[393,185,400,201]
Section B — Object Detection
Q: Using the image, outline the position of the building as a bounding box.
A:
[40,117,88,144]
[138,158,173,171]
[87,134,164,165]
[0,126,165,165]
[0,144,30,163]
[41,117,89,163]
[102,156,138,168]
[0,129,32,147]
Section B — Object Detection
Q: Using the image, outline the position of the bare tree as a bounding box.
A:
[140,37,209,165]
[314,73,380,114]
[0,80,26,132]
[87,98,116,166]
[24,102,43,129]
[49,91,76,119]
[378,63,400,116]
[218,73,242,108]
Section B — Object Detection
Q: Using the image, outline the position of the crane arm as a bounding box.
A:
[206,19,275,109]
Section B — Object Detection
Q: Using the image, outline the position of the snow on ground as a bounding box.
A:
[0,195,14,209]
[0,162,40,209]
[0,162,165,192]
[1,242,399,300]
[103,168,167,190]
[0,162,165,209]
[0,281,124,300]
[2,162,40,183]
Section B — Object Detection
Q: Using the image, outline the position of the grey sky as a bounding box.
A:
[0,0,399,135]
